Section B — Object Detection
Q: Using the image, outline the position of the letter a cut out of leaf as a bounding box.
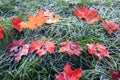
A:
[6,39,30,63]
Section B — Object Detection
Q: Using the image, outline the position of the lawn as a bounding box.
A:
[0,0,120,80]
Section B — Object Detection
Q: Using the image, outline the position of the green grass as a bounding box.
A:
[0,0,120,80]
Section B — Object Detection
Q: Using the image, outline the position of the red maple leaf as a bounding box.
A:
[110,68,120,80]
[59,40,82,56]
[74,5,102,24]
[11,18,22,32]
[55,63,82,80]
[102,21,120,34]
[6,39,29,63]
[87,43,110,60]
[0,27,4,39]
[29,41,56,57]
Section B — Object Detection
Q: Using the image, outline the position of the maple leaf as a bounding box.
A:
[87,43,110,60]
[36,10,48,27]
[74,5,102,24]
[102,21,120,34]
[110,68,120,80]
[44,9,60,24]
[46,15,60,24]
[74,5,87,19]
[0,27,4,39]
[29,41,56,57]
[44,9,54,17]
[59,40,82,56]
[6,39,30,63]
[20,10,47,30]
[11,17,22,32]
[55,63,82,80]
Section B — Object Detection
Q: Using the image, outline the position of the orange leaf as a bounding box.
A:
[20,10,47,30]
[87,43,110,60]
[55,63,82,80]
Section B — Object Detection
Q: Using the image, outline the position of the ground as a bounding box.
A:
[0,0,120,80]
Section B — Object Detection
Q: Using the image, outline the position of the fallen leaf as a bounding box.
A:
[87,43,110,60]
[36,10,48,27]
[44,9,54,18]
[74,5,101,24]
[110,68,120,80]
[59,40,82,56]
[55,63,82,80]
[6,39,30,63]
[102,21,120,34]
[74,5,87,19]
[46,15,60,24]
[44,9,60,24]
[0,27,4,39]
[29,41,56,57]
[11,18,22,32]
[20,10,47,30]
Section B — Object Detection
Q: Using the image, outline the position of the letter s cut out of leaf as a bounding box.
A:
[6,39,30,63]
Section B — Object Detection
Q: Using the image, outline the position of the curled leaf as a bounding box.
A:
[6,39,30,63]
[87,43,110,60]
[55,63,82,80]
[11,18,22,32]
[102,20,120,34]
[74,5,101,24]
[29,41,56,57]
[59,40,82,56]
